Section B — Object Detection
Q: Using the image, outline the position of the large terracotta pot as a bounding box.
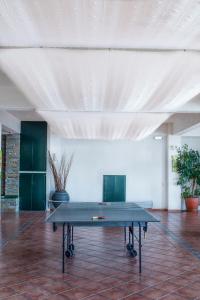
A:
[185,197,199,212]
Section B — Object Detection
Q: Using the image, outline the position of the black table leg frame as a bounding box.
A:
[62,222,144,273]
[126,223,137,258]
[138,222,142,273]
[62,223,75,273]
[62,223,65,273]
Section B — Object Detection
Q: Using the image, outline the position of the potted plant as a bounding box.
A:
[176,145,200,212]
[48,151,73,208]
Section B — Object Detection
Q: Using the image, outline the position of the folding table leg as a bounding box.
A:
[138,222,142,273]
[67,225,70,249]
[124,227,126,243]
[53,222,57,232]
[131,222,134,249]
[62,223,65,273]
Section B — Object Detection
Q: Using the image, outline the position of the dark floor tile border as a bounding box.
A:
[157,223,200,260]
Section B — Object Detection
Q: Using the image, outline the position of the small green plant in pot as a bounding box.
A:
[48,151,74,208]
[176,144,200,211]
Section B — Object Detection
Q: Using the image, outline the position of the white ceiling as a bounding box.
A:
[0,70,33,109]
[0,0,200,140]
[0,0,200,49]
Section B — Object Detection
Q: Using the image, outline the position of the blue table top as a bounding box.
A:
[46,202,159,226]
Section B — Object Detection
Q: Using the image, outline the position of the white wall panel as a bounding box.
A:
[49,133,167,209]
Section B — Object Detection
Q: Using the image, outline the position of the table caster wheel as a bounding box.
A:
[130,249,137,257]
[126,243,133,251]
[65,250,73,257]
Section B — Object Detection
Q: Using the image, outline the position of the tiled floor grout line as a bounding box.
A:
[2,211,200,300]
[119,278,200,300]
[62,250,190,279]
[54,266,199,300]
[9,273,200,300]
[157,222,200,260]
[0,214,44,250]
[1,255,198,297]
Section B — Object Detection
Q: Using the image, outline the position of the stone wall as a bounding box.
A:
[5,134,20,195]
[1,134,20,211]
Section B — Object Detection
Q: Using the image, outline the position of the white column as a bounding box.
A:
[167,135,182,210]
[0,123,2,213]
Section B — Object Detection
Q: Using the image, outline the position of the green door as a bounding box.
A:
[32,174,46,210]
[20,122,47,171]
[19,173,32,210]
[19,122,47,211]
[19,173,46,211]
[103,175,126,202]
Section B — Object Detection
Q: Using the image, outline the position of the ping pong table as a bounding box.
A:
[46,202,159,273]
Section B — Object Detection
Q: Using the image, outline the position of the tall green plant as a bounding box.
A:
[176,145,200,198]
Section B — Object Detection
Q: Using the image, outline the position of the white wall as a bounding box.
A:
[182,136,200,151]
[49,133,167,209]
[167,135,181,210]
[0,111,20,133]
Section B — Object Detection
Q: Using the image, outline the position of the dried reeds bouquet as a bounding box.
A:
[48,151,74,192]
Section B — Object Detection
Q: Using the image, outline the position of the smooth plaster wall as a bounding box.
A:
[182,136,200,151]
[49,133,167,209]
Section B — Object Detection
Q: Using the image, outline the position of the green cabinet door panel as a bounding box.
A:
[19,173,32,210]
[103,175,126,202]
[103,175,115,202]
[20,122,47,171]
[32,174,46,210]
[19,173,46,211]
[20,122,47,211]
[114,176,126,202]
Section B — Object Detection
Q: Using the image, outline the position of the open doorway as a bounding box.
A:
[1,126,20,212]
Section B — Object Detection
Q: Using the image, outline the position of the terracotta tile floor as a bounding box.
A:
[1,210,200,300]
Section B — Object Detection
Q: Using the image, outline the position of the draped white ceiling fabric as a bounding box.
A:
[0,0,199,140]
[0,49,199,112]
[0,0,200,49]
[39,112,170,141]
[0,49,200,139]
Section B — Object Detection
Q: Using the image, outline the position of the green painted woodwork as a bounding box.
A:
[103,175,126,202]
[20,122,47,171]
[19,173,46,211]
[19,173,32,210]
[19,122,47,211]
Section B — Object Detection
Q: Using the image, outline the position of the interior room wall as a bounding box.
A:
[0,111,20,133]
[181,136,200,151]
[49,133,167,209]
[167,135,181,210]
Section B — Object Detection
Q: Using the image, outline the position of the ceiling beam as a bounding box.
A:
[1,108,200,114]
[0,46,200,52]
[173,114,200,135]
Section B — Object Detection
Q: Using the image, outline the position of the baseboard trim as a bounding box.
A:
[150,208,182,212]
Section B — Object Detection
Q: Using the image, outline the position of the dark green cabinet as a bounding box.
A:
[19,173,46,210]
[103,175,126,202]
[19,173,32,210]
[20,122,47,171]
[19,122,47,211]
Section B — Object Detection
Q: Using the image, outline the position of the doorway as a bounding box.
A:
[103,175,126,202]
